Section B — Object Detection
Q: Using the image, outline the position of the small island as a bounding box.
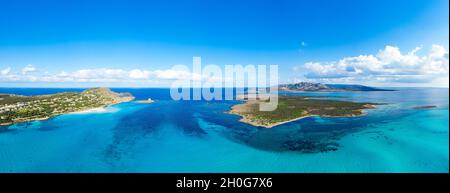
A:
[279,82,395,92]
[413,105,437,109]
[227,95,380,128]
[135,98,155,104]
[0,88,134,126]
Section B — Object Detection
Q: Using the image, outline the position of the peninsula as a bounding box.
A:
[228,95,380,128]
[0,88,134,126]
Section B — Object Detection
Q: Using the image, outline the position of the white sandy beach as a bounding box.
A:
[69,107,110,114]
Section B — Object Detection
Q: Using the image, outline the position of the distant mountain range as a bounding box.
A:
[279,82,395,92]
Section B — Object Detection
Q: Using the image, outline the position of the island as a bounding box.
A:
[279,82,395,92]
[227,95,380,128]
[0,88,134,126]
[135,98,155,104]
[413,105,437,109]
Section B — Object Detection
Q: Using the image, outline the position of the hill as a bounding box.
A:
[279,82,394,92]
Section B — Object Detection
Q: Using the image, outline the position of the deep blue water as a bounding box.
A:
[0,88,448,172]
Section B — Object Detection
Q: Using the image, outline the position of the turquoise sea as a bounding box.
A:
[0,88,448,173]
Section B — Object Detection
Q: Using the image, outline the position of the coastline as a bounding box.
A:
[229,110,370,128]
[227,96,378,128]
[67,107,108,114]
[233,113,315,128]
[0,116,51,126]
[0,88,135,127]
[0,106,109,126]
[0,104,124,127]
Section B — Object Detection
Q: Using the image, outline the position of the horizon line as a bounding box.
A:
[0,86,448,89]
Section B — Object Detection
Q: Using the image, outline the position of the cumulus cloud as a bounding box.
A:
[22,64,36,74]
[153,69,199,80]
[129,69,152,79]
[1,67,11,76]
[297,45,449,86]
[0,66,204,84]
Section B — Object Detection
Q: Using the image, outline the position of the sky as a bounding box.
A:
[0,0,448,88]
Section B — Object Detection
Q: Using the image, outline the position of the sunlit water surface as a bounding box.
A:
[0,88,448,172]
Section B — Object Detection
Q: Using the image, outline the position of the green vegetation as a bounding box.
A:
[228,95,379,128]
[0,88,134,125]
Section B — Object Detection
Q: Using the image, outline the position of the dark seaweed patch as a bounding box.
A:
[282,139,339,153]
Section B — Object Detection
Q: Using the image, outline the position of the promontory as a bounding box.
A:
[0,88,134,126]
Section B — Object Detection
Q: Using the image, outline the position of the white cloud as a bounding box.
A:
[297,45,449,87]
[1,67,11,76]
[129,69,151,79]
[71,68,128,80]
[22,64,36,74]
[0,66,206,85]
[153,69,198,80]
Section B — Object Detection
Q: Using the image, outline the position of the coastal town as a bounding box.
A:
[0,88,134,126]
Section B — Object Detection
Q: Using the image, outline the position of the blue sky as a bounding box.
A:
[0,0,448,87]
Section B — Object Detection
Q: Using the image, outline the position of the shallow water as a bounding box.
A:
[0,88,448,172]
